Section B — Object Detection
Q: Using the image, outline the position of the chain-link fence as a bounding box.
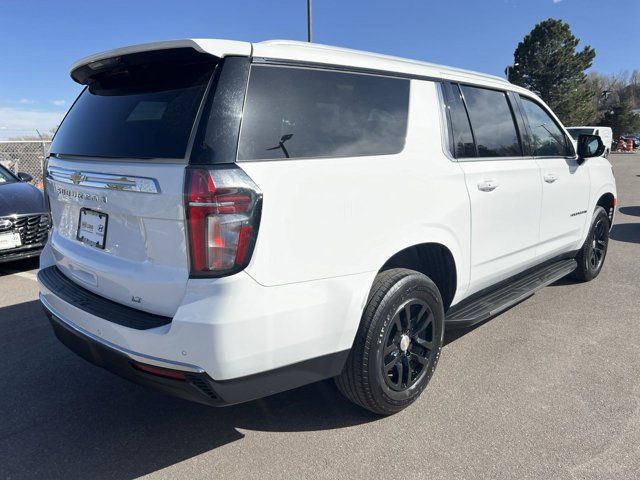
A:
[0,140,51,188]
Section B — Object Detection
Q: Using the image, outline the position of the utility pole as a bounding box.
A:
[307,0,312,43]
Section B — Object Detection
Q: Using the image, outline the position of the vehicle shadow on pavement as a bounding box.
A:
[618,206,640,217]
[609,223,640,244]
[0,257,39,276]
[0,299,378,480]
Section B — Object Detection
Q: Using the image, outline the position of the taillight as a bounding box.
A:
[185,166,262,277]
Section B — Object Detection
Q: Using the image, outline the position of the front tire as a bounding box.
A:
[335,268,444,415]
[572,206,610,282]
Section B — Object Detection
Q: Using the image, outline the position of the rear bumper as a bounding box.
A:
[39,265,171,330]
[38,245,372,382]
[42,295,349,406]
[38,236,373,404]
[43,298,223,405]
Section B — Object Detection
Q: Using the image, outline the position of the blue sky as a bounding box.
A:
[0,0,637,138]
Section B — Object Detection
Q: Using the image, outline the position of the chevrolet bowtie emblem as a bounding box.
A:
[70,172,86,185]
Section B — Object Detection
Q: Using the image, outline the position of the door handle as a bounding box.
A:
[544,173,558,183]
[477,179,499,192]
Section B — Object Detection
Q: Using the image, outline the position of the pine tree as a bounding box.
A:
[602,101,640,138]
[510,19,596,125]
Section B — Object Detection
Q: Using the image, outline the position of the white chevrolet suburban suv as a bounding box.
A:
[38,39,617,415]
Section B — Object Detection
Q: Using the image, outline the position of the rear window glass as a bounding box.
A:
[237,65,409,161]
[51,51,217,159]
[460,85,522,157]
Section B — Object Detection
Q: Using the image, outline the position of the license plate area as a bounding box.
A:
[77,208,108,249]
[0,231,21,251]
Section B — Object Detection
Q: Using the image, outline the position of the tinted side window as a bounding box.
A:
[520,97,573,157]
[443,83,475,158]
[460,85,522,157]
[237,65,409,161]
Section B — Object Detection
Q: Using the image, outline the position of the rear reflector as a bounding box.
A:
[131,362,187,381]
[185,166,262,277]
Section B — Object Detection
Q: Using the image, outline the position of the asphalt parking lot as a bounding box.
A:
[1,153,639,480]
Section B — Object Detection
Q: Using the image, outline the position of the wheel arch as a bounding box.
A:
[378,242,458,311]
[596,191,616,225]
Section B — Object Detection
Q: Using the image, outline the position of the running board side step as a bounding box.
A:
[445,258,577,328]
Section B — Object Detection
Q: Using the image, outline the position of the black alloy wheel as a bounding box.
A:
[572,206,610,282]
[335,268,444,415]
[588,217,608,271]
[381,299,436,392]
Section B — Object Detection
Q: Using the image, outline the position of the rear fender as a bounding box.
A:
[371,224,469,306]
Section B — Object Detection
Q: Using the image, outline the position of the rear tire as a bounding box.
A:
[571,206,610,282]
[335,268,444,415]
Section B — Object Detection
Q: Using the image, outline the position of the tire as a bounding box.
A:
[571,206,610,282]
[335,268,445,415]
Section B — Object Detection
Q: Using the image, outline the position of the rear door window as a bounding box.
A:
[237,65,410,161]
[459,85,522,157]
[520,96,573,157]
[51,50,217,160]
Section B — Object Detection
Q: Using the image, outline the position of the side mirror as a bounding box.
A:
[576,134,605,164]
[17,172,33,182]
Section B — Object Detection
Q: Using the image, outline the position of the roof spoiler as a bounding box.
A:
[70,39,252,85]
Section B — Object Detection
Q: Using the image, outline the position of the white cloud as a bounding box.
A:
[52,99,66,107]
[553,0,563,3]
[0,107,64,139]
[18,98,34,104]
